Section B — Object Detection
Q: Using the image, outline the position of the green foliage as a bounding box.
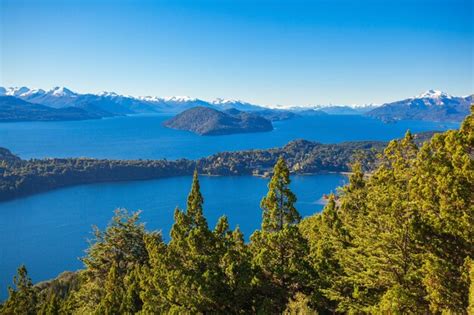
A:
[1,113,472,314]
[250,157,311,313]
[38,292,61,315]
[261,157,301,232]
[0,138,388,202]
[1,265,38,315]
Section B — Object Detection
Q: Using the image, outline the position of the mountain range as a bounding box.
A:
[367,90,473,122]
[0,86,471,123]
[0,86,263,116]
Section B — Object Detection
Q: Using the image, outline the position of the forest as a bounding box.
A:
[0,138,393,202]
[0,132,437,202]
[1,110,472,314]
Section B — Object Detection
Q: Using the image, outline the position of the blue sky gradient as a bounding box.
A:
[1,0,472,106]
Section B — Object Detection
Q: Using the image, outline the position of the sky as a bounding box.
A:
[0,0,472,106]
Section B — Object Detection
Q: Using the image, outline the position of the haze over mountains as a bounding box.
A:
[0,86,471,123]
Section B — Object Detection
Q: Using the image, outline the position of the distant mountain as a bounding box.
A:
[163,107,273,135]
[0,87,269,116]
[315,105,378,115]
[210,98,263,112]
[273,104,378,115]
[367,90,473,122]
[0,96,101,122]
[2,86,471,123]
[253,109,301,121]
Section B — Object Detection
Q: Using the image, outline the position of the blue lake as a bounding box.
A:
[0,174,346,300]
[0,114,458,160]
[0,114,459,299]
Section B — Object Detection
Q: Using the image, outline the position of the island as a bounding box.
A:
[163,106,274,135]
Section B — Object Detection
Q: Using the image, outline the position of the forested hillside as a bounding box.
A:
[1,110,472,314]
[0,139,389,202]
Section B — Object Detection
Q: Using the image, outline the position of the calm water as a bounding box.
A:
[0,114,458,160]
[0,174,345,299]
[0,114,459,299]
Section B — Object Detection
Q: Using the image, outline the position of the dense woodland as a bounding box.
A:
[1,110,472,314]
[0,138,394,202]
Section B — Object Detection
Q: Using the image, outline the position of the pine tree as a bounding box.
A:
[38,292,61,315]
[331,131,429,313]
[97,263,123,315]
[410,110,474,312]
[82,209,149,281]
[143,170,223,313]
[120,266,142,314]
[70,210,148,312]
[213,216,254,313]
[261,157,300,232]
[300,194,345,313]
[1,265,38,315]
[250,157,310,313]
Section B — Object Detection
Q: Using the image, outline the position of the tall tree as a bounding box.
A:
[261,157,300,232]
[410,110,474,312]
[251,157,310,313]
[213,216,254,313]
[330,131,429,313]
[97,263,123,315]
[1,265,38,315]
[142,170,223,313]
[70,210,149,312]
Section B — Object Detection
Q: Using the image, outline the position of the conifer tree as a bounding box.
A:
[261,157,300,232]
[213,216,254,313]
[1,265,38,315]
[410,110,474,312]
[120,266,142,314]
[97,263,123,315]
[38,292,61,315]
[332,131,429,313]
[300,194,345,313]
[250,157,310,313]
[143,170,223,313]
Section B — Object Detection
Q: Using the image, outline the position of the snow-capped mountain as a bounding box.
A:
[210,98,263,111]
[0,86,267,115]
[1,86,471,122]
[367,90,473,122]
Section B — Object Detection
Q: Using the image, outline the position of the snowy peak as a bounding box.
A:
[163,96,198,102]
[2,86,31,97]
[136,95,163,102]
[48,86,77,97]
[97,91,123,98]
[415,89,452,99]
[135,95,200,103]
[211,98,249,105]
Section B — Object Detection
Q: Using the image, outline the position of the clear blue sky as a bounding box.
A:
[1,0,472,106]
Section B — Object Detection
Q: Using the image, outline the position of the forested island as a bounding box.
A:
[0,133,438,202]
[1,111,472,314]
[163,107,274,135]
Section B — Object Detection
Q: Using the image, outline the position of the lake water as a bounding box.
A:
[0,174,345,300]
[0,114,458,160]
[0,114,459,299]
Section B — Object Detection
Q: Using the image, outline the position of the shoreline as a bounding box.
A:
[0,170,351,204]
